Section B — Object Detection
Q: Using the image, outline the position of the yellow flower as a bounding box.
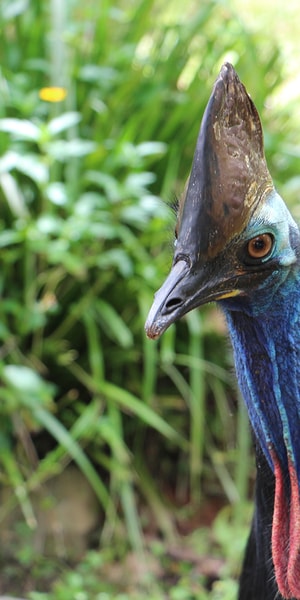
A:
[39,87,67,102]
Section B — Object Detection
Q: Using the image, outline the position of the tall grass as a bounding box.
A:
[0,0,298,562]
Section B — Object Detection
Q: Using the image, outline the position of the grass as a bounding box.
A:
[2,507,250,599]
[0,0,299,597]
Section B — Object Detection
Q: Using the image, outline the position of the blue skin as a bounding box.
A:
[221,190,300,485]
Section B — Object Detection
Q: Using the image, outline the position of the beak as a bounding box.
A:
[145,260,189,339]
[145,257,241,339]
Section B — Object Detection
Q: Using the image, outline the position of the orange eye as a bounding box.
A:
[247,233,273,259]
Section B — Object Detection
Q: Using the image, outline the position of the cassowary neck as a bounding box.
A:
[224,280,300,473]
[222,270,300,599]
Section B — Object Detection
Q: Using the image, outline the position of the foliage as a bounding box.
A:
[2,506,249,599]
[0,0,299,596]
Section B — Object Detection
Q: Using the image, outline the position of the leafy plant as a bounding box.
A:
[0,3,298,595]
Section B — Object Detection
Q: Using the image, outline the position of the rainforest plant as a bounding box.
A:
[0,0,298,564]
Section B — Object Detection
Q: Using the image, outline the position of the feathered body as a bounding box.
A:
[224,266,300,599]
[145,64,300,599]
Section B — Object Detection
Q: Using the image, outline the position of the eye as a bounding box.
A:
[247,233,274,260]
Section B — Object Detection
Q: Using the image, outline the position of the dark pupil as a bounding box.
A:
[253,238,265,251]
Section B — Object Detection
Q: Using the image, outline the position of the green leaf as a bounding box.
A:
[85,170,121,201]
[46,182,68,205]
[136,141,167,157]
[95,299,133,348]
[47,112,81,136]
[101,381,187,449]
[0,118,40,141]
[78,64,117,84]
[96,248,133,276]
[3,365,55,408]
[0,150,20,173]
[1,0,28,20]
[34,407,109,510]
[0,172,29,217]
[0,229,22,248]
[45,139,97,160]
[15,153,48,184]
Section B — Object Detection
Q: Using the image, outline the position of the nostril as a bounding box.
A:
[165,296,183,312]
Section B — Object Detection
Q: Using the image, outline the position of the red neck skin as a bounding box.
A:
[271,450,300,598]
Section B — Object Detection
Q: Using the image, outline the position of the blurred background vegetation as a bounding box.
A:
[0,0,299,598]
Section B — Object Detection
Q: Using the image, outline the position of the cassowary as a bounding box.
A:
[145,63,300,600]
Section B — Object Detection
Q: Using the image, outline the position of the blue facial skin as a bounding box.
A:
[220,190,300,482]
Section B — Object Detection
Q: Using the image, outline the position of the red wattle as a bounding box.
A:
[272,456,290,598]
[287,458,300,596]
[271,452,300,599]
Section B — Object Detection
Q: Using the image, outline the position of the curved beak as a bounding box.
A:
[145,257,241,339]
[145,260,189,339]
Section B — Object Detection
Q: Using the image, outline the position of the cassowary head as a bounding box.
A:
[145,63,300,599]
[145,63,298,339]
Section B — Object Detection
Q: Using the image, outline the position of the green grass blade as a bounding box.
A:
[34,406,109,510]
